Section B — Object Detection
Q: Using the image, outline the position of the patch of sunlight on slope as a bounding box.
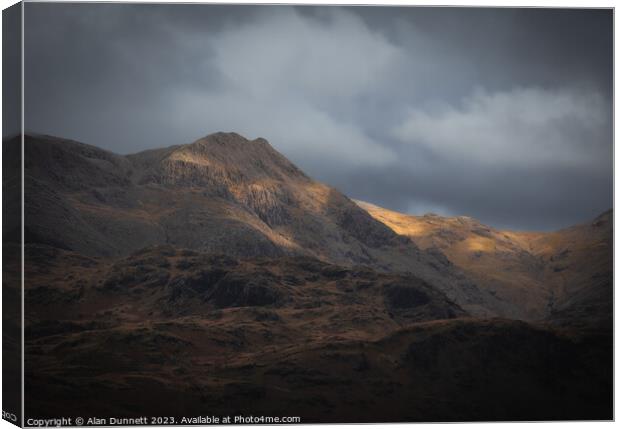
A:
[463,236,496,253]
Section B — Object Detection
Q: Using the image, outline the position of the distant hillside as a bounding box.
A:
[357,200,612,328]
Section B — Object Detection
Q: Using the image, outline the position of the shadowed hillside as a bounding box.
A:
[24,246,612,422]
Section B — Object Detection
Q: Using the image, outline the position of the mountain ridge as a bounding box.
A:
[20,132,509,318]
[17,131,612,322]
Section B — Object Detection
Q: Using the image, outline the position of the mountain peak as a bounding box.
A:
[174,132,306,181]
[183,132,278,161]
[192,132,271,149]
[129,132,308,189]
[195,131,252,145]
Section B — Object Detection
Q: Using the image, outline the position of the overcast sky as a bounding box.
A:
[22,4,612,230]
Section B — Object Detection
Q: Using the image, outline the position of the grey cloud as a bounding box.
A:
[163,6,402,167]
[22,3,613,230]
[393,87,610,170]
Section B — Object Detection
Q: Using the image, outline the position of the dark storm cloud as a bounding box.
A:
[23,3,612,230]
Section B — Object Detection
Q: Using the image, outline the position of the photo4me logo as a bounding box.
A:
[2,410,17,422]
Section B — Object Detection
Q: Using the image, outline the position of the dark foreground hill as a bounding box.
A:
[23,245,612,421]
